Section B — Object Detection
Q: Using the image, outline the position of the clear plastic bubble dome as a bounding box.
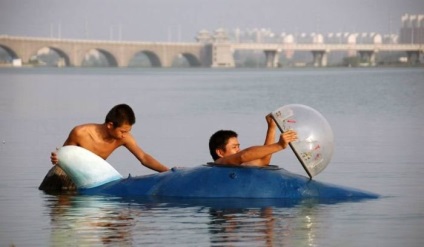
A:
[271,104,334,178]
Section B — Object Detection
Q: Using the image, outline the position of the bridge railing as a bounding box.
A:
[231,43,423,52]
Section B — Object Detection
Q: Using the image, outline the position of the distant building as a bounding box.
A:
[196,13,422,45]
[399,14,424,44]
[195,29,213,43]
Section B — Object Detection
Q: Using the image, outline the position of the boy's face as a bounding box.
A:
[217,137,240,158]
[107,122,132,139]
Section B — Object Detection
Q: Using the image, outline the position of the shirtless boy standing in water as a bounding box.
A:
[50,103,169,172]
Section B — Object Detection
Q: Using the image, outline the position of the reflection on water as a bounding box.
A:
[208,207,277,246]
[46,195,137,246]
[43,194,366,246]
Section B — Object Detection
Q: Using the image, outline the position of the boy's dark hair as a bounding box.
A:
[105,104,136,128]
[209,130,238,161]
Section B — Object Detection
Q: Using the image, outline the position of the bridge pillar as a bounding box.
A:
[358,51,377,66]
[69,49,83,67]
[115,53,127,67]
[264,50,279,68]
[312,51,327,67]
[406,51,420,65]
[370,52,376,66]
[211,43,235,68]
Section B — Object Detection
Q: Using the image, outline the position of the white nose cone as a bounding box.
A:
[57,146,123,189]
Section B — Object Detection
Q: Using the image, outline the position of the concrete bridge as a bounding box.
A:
[0,35,423,68]
[215,43,424,67]
[0,35,210,67]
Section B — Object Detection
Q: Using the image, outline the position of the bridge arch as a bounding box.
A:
[51,47,70,66]
[0,45,19,61]
[24,46,71,67]
[174,53,201,67]
[82,48,118,67]
[128,50,162,67]
[97,49,118,67]
[39,47,70,66]
[143,51,161,67]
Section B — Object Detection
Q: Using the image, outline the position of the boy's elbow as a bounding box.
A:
[239,152,251,164]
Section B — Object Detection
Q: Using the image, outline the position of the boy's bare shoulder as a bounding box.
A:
[71,123,98,134]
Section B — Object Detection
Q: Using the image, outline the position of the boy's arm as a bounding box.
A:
[215,131,296,166]
[215,142,283,165]
[50,127,80,165]
[237,114,277,166]
[124,134,169,172]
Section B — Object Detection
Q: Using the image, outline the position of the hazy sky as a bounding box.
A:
[0,0,423,42]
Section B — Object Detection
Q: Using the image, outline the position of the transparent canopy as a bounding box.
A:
[271,104,334,178]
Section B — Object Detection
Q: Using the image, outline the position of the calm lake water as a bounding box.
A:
[0,67,423,246]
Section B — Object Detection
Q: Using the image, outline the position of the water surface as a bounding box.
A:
[0,67,423,246]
